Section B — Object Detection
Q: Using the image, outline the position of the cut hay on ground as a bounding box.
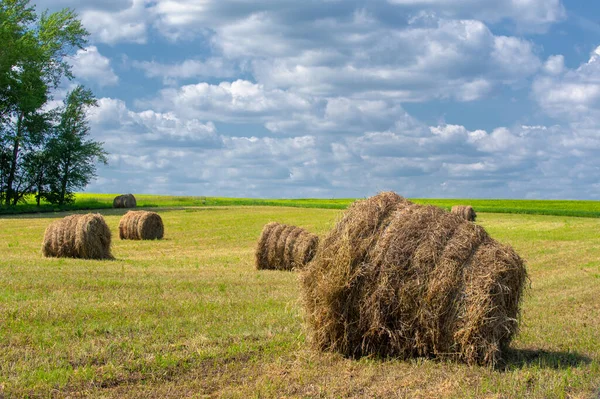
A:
[113,194,137,208]
[119,211,164,240]
[451,205,476,222]
[300,192,527,366]
[255,222,319,271]
[42,213,113,260]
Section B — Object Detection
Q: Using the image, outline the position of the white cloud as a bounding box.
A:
[244,16,541,101]
[88,98,222,149]
[38,0,597,199]
[144,79,312,123]
[34,0,131,12]
[533,46,600,120]
[55,1,542,104]
[80,0,148,44]
[387,0,566,32]
[543,55,565,75]
[491,36,541,82]
[132,58,238,84]
[70,46,119,87]
[85,94,600,199]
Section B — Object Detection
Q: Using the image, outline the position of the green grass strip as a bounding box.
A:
[1,193,600,218]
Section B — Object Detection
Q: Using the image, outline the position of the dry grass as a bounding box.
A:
[452,205,477,222]
[119,210,164,240]
[41,213,113,260]
[301,192,527,366]
[255,222,318,270]
[0,206,599,398]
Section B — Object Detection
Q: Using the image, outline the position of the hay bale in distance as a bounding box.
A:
[119,211,164,240]
[451,205,476,222]
[113,194,137,209]
[42,213,113,260]
[255,222,319,271]
[300,192,526,366]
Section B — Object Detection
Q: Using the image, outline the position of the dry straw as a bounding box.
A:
[113,194,137,208]
[119,210,164,240]
[451,205,476,222]
[42,213,113,259]
[256,222,319,271]
[300,192,527,366]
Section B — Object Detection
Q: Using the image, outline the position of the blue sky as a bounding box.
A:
[35,0,600,199]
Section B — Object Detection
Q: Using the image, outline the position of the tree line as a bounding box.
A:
[0,0,107,208]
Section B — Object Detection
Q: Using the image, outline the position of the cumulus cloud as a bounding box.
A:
[88,98,223,150]
[387,0,566,32]
[34,0,132,12]
[84,95,600,199]
[70,46,119,87]
[241,15,541,101]
[148,0,564,40]
[50,1,543,103]
[80,0,148,44]
[533,46,600,121]
[38,0,598,199]
[543,55,565,76]
[132,58,238,84]
[143,79,312,123]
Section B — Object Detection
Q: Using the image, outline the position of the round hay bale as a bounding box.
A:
[113,194,137,209]
[451,205,476,222]
[300,192,526,366]
[41,213,113,260]
[118,210,164,240]
[255,222,319,271]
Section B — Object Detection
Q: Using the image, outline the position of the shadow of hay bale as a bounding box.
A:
[42,213,113,259]
[301,192,527,367]
[255,222,318,271]
[499,348,592,371]
[119,210,164,240]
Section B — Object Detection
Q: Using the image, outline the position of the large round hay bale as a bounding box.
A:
[42,213,113,260]
[118,210,164,240]
[113,194,137,209]
[255,222,319,271]
[451,205,476,222]
[300,192,526,366]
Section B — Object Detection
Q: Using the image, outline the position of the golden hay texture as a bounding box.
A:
[42,214,113,259]
[255,222,319,271]
[451,205,477,222]
[300,192,527,366]
[113,194,137,208]
[119,211,164,240]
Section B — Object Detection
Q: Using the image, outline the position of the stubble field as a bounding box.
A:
[1,205,599,398]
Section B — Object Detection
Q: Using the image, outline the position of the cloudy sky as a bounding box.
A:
[36,0,600,199]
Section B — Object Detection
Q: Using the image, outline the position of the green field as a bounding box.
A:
[1,206,600,398]
[4,192,600,219]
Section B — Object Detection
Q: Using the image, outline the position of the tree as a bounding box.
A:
[44,86,107,206]
[0,0,88,206]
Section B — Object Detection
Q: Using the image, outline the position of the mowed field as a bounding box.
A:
[1,206,600,398]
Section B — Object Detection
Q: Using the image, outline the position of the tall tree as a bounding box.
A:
[44,86,107,206]
[0,0,88,206]
[22,110,54,205]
